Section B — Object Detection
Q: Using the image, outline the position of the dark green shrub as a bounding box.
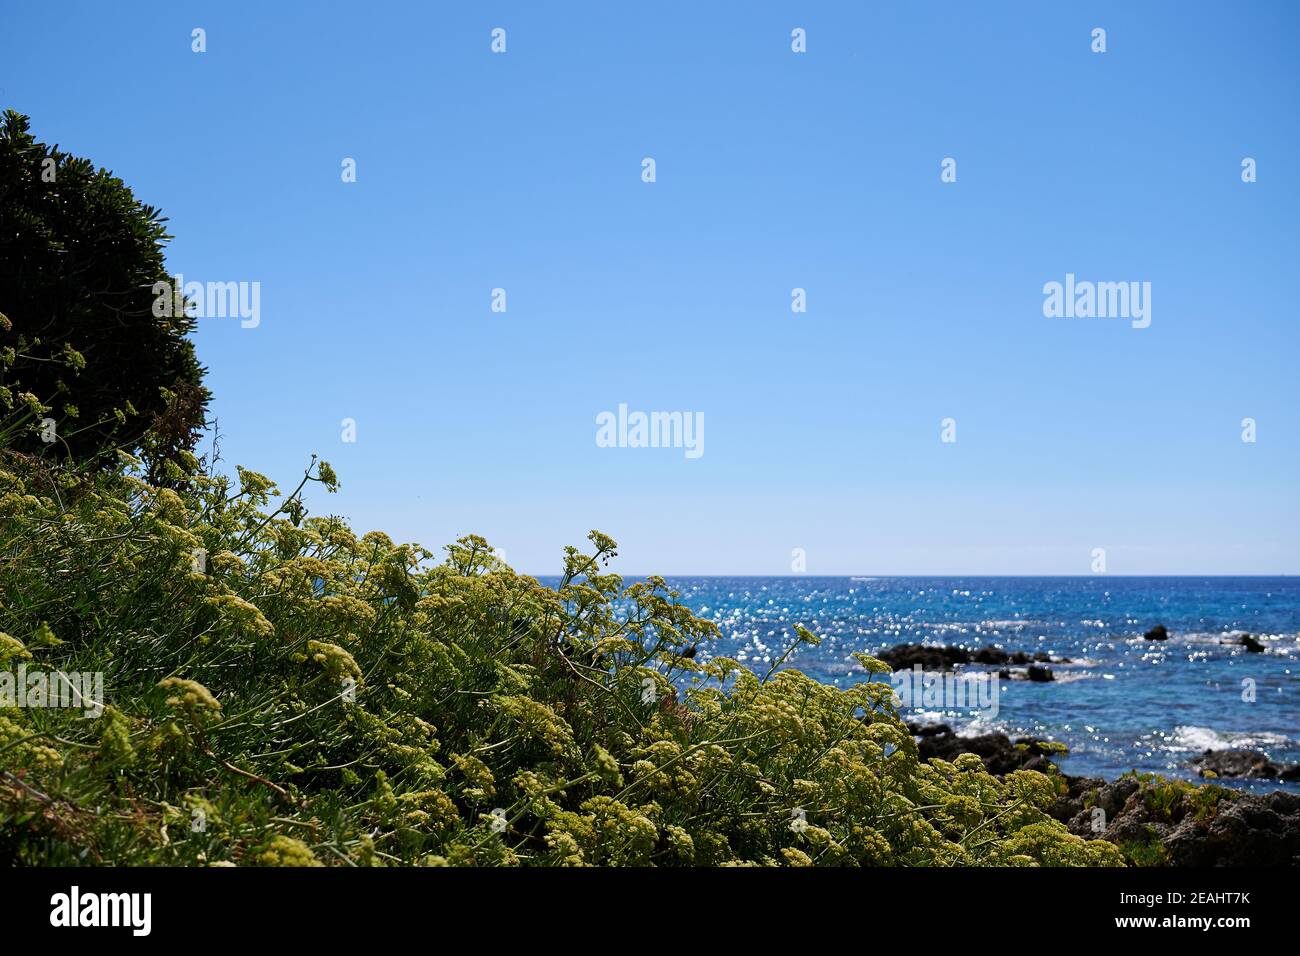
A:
[0,109,207,468]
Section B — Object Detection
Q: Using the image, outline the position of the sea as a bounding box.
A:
[626,576,1300,790]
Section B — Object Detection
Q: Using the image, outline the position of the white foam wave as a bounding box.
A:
[1170,725,1292,753]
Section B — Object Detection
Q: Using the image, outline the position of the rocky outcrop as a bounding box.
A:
[997,664,1055,681]
[880,643,1067,671]
[1190,749,1300,781]
[1239,634,1265,653]
[1144,624,1169,641]
[907,723,1300,866]
[906,723,1060,775]
[1163,790,1300,866]
[1049,775,1300,866]
[1050,774,1137,831]
[877,643,969,670]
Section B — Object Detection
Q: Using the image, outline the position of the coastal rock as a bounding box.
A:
[1051,777,1300,866]
[911,727,1300,866]
[997,664,1058,681]
[972,646,1009,665]
[877,643,970,670]
[1144,624,1169,641]
[1051,774,1138,829]
[1164,791,1300,866]
[881,643,1069,671]
[1239,634,1265,653]
[1006,650,1054,663]
[1190,749,1300,781]
[906,723,1059,775]
[912,726,1300,865]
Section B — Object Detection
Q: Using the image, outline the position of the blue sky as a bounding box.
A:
[4,1,1297,574]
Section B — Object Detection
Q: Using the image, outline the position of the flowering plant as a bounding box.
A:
[0,455,1123,867]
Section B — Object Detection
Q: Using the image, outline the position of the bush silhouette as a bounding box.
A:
[0,109,207,467]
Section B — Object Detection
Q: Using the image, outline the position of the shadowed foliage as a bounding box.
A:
[0,109,207,469]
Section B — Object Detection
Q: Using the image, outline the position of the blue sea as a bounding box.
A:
[639,577,1300,789]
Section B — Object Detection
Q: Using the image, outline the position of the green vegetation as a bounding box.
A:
[1125,771,1234,824]
[0,109,207,471]
[1117,828,1171,868]
[0,455,1127,866]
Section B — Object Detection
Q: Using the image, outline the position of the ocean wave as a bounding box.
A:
[954,717,1020,738]
[1155,630,1297,643]
[1124,631,1300,657]
[1168,725,1292,753]
[1170,631,1258,645]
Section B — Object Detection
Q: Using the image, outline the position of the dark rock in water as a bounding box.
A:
[1144,624,1169,641]
[972,646,1009,665]
[997,665,1057,682]
[917,645,1070,668]
[1190,749,1300,780]
[910,722,952,741]
[906,722,1060,775]
[1193,750,1272,778]
[1239,634,1265,653]
[876,643,970,670]
[877,642,1064,671]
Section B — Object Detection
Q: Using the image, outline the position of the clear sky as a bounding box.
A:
[3,1,1297,575]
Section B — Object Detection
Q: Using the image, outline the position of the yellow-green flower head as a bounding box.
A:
[255,835,323,867]
[592,744,623,787]
[158,677,222,716]
[306,640,362,683]
[204,592,275,639]
[0,632,32,665]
